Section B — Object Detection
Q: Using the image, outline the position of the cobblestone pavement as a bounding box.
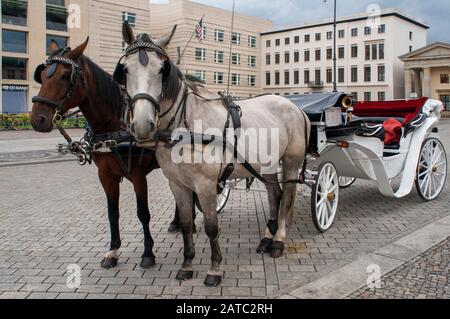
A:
[0,122,449,299]
[349,238,449,299]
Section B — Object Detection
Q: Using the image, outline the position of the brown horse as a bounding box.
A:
[30,38,192,269]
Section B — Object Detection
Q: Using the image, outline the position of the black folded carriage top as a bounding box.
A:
[286,92,348,122]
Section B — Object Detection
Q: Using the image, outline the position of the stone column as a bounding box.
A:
[412,68,422,97]
[404,69,413,99]
[422,67,431,98]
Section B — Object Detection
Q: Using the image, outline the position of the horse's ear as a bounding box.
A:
[48,39,59,56]
[113,63,126,85]
[123,21,135,45]
[157,25,177,48]
[67,37,89,60]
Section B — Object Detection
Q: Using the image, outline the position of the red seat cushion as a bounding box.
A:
[383,118,402,145]
[354,97,428,126]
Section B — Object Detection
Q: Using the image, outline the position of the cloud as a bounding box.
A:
[189,0,450,43]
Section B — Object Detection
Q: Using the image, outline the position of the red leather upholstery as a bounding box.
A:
[354,97,428,126]
[383,118,403,145]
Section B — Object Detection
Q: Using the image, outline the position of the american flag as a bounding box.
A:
[196,17,204,43]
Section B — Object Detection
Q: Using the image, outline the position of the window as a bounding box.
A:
[379,43,385,59]
[326,68,332,83]
[364,26,371,35]
[378,65,385,82]
[409,46,413,52]
[378,92,386,101]
[47,0,68,31]
[46,35,67,55]
[364,66,371,82]
[364,92,372,101]
[338,67,344,83]
[275,71,280,85]
[231,32,241,45]
[365,45,371,60]
[266,72,271,85]
[194,70,205,82]
[351,28,358,37]
[315,49,321,61]
[441,95,450,111]
[351,92,358,101]
[351,66,358,82]
[338,47,344,59]
[248,36,257,48]
[285,37,290,45]
[338,30,344,38]
[266,54,271,65]
[351,45,358,58]
[441,74,450,84]
[2,0,27,26]
[195,48,206,61]
[2,84,28,113]
[409,31,413,41]
[266,40,271,48]
[284,71,290,85]
[231,53,241,65]
[215,29,224,42]
[294,51,300,63]
[285,51,290,63]
[2,57,26,80]
[304,50,310,62]
[315,33,321,41]
[304,34,310,42]
[304,70,310,84]
[315,69,321,83]
[294,36,300,44]
[2,30,27,53]
[214,72,224,84]
[294,70,299,84]
[122,11,136,27]
[248,55,256,67]
[214,50,224,63]
[248,75,256,87]
[275,53,280,64]
[326,48,332,60]
[378,24,385,33]
[231,73,240,86]
[372,44,378,60]
[275,39,280,46]
[326,31,333,40]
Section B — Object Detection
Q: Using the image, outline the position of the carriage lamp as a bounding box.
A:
[337,141,349,148]
[325,107,343,127]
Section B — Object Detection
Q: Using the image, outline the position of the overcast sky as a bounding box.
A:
[182,0,449,44]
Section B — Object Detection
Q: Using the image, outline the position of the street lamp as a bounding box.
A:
[324,0,337,92]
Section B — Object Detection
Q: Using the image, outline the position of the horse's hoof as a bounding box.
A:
[168,223,181,233]
[176,270,194,281]
[140,256,156,269]
[204,275,222,287]
[256,238,273,254]
[100,257,118,269]
[270,241,285,259]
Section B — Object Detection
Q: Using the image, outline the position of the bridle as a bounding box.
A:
[114,38,171,127]
[32,48,87,125]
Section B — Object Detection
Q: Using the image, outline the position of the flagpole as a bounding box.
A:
[226,0,236,95]
[178,14,205,65]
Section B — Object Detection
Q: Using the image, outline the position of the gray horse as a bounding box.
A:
[117,22,310,287]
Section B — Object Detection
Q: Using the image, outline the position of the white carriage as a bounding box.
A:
[218,93,447,233]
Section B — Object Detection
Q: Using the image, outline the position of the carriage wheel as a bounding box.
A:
[415,138,447,201]
[339,176,356,189]
[311,162,339,232]
[216,184,231,214]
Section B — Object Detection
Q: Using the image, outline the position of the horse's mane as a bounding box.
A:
[81,56,123,115]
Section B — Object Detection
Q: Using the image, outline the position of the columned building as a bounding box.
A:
[260,9,428,101]
[149,0,272,98]
[400,42,450,111]
[0,0,149,113]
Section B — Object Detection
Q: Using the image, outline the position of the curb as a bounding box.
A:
[0,157,76,168]
[279,214,450,299]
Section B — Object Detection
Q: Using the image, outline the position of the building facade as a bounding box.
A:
[261,9,428,101]
[0,0,149,113]
[149,0,272,98]
[400,42,450,111]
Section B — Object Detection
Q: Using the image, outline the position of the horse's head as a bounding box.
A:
[116,22,179,142]
[31,38,89,132]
